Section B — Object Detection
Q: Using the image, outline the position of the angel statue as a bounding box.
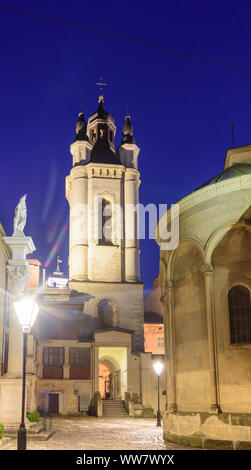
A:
[13,194,27,235]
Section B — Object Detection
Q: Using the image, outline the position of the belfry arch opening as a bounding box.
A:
[98,347,127,400]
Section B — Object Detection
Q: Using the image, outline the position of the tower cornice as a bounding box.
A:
[86,163,126,180]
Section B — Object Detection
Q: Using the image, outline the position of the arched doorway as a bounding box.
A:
[98,348,127,400]
[99,361,112,399]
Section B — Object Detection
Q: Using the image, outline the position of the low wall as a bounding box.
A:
[163,411,251,449]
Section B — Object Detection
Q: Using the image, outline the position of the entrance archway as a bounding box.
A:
[98,347,127,400]
[99,361,112,399]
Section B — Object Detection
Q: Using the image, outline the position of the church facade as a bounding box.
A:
[0,95,166,424]
[157,144,251,449]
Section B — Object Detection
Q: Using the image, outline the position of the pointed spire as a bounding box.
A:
[74,105,89,142]
[96,94,109,119]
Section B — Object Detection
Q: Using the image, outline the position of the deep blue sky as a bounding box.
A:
[0,1,251,294]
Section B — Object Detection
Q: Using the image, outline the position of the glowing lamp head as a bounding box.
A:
[13,295,39,333]
[153,361,164,376]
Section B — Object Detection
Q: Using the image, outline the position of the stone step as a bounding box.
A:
[103,403,124,405]
[102,400,128,418]
[103,400,124,403]
[103,404,126,408]
[103,410,128,412]
[103,405,126,408]
[103,407,127,410]
[4,421,54,441]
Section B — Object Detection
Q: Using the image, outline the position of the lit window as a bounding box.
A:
[91,129,96,141]
[99,198,112,245]
[157,337,164,348]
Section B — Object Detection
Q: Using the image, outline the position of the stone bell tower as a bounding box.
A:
[65,93,144,351]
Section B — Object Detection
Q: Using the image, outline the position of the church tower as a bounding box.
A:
[65,94,144,351]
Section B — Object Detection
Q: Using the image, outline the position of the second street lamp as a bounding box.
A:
[13,295,39,451]
[153,361,164,427]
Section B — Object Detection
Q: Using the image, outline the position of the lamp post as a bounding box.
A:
[153,361,164,427]
[13,296,39,450]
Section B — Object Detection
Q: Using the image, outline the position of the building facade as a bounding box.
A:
[157,144,251,449]
[0,223,11,376]
[0,96,166,424]
[32,96,165,416]
[144,274,165,355]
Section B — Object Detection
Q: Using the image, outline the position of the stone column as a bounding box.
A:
[124,169,140,282]
[202,264,221,414]
[63,346,70,379]
[94,344,99,394]
[67,166,88,281]
[3,235,36,377]
[166,280,177,413]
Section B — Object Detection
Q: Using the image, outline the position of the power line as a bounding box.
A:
[0,4,251,71]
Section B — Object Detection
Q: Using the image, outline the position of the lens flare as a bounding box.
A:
[44,221,68,268]
[0,287,12,298]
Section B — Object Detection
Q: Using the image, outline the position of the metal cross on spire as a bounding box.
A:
[96,77,107,102]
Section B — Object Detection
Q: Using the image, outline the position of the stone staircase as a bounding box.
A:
[102,400,128,418]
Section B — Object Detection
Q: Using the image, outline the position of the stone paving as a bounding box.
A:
[3,416,197,450]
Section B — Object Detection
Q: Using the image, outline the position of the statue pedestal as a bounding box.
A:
[2,235,36,378]
[3,235,35,266]
[0,378,23,426]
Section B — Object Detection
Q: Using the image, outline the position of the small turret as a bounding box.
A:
[121,113,136,145]
[75,108,89,142]
[70,106,92,166]
[118,113,140,169]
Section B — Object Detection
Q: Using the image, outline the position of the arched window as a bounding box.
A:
[99,198,113,245]
[98,300,113,327]
[228,285,251,344]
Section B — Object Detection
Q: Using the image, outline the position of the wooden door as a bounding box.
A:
[49,393,59,414]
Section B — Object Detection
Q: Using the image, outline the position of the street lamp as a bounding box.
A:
[13,295,39,450]
[153,361,164,427]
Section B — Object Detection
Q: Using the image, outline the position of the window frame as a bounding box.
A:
[99,198,113,245]
[228,285,251,345]
[43,347,65,366]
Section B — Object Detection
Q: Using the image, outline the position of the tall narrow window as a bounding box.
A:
[228,285,251,344]
[100,198,113,245]
[98,300,113,327]
[91,128,96,142]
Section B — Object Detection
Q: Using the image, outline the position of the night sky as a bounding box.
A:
[0,1,251,294]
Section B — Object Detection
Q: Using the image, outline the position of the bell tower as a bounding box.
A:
[65,95,144,351]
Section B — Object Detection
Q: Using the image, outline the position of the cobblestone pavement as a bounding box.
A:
[3,416,198,450]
